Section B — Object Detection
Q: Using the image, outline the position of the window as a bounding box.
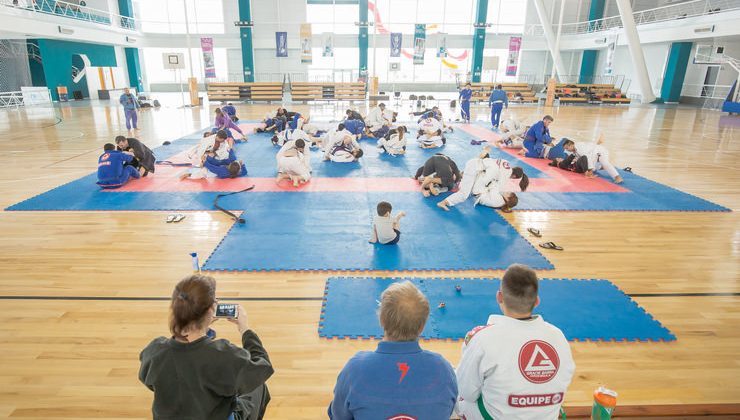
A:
[134,0,224,34]
[486,0,527,34]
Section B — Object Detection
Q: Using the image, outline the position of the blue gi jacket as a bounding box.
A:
[119,93,139,111]
[459,88,473,102]
[343,119,366,135]
[204,150,248,178]
[97,150,134,186]
[488,89,509,107]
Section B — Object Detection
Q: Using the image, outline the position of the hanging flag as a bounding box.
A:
[200,37,216,78]
[300,23,312,64]
[604,35,617,75]
[322,33,334,57]
[413,24,426,65]
[276,32,288,57]
[436,34,448,57]
[505,36,521,76]
[390,32,402,57]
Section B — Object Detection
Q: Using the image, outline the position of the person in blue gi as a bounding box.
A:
[96,143,140,189]
[328,281,457,420]
[488,84,508,129]
[459,82,473,123]
[522,115,556,158]
[119,87,140,131]
[221,102,239,122]
[343,118,366,140]
[181,149,248,180]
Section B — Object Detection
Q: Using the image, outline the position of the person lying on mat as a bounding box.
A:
[324,129,361,162]
[561,135,623,184]
[417,115,445,149]
[437,147,528,212]
[188,130,232,168]
[115,136,156,177]
[221,102,239,122]
[322,124,353,153]
[139,274,273,420]
[328,281,457,420]
[455,264,575,420]
[255,114,280,134]
[97,143,140,189]
[413,154,461,197]
[276,138,312,187]
[212,108,246,142]
[521,115,555,158]
[180,149,247,180]
[377,126,407,156]
[272,127,316,148]
[495,119,529,150]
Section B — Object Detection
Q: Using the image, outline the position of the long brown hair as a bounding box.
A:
[169,275,217,339]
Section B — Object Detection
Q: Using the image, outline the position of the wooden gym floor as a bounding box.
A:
[0,100,738,419]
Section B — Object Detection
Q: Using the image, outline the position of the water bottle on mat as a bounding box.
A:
[591,386,617,419]
[190,252,200,273]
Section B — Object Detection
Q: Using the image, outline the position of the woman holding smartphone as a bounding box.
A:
[139,274,273,420]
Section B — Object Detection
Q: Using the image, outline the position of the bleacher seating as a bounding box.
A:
[206,82,283,102]
[553,83,631,104]
[469,83,537,103]
[291,82,366,101]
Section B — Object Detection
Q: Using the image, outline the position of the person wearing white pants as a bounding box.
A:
[496,119,528,149]
[276,139,312,186]
[563,134,623,184]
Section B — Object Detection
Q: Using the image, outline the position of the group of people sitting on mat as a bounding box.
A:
[140,264,575,420]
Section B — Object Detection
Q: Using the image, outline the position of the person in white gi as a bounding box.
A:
[187,131,231,167]
[437,147,527,212]
[276,138,312,187]
[365,103,390,133]
[563,134,623,184]
[417,116,445,148]
[496,119,528,149]
[377,126,408,156]
[323,128,361,162]
[456,264,576,420]
[272,128,314,148]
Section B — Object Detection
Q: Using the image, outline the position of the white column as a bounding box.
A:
[533,0,567,80]
[615,0,656,103]
[551,0,566,79]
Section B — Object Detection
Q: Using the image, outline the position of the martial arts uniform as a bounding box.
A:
[277,140,312,181]
[455,315,575,420]
[257,117,278,133]
[288,113,305,130]
[187,135,231,167]
[119,92,139,130]
[345,110,364,123]
[324,131,359,161]
[488,88,508,128]
[274,128,311,147]
[377,131,406,156]
[97,149,140,189]
[343,119,366,138]
[415,154,461,190]
[365,106,387,132]
[459,87,473,122]
[523,120,553,158]
[328,341,457,420]
[573,141,620,179]
[221,104,238,122]
[500,119,526,148]
[117,137,156,174]
[213,113,244,138]
[445,158,513,208]
[418,117,445,148]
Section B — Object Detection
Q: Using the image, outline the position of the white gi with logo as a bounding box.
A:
[455,315,575,420]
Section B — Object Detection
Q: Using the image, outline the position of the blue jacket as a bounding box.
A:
[204,149,247,178]
[525,120,552,145]
[119,93,139,111]
[459,88,473,102]
[328,341,457,420]
[97,150,133,186]
[488,89,508,107]
[222,105,237,116]
[343,119,366,135]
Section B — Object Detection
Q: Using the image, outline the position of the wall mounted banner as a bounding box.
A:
[413,24,426,65]
[300,23,312,64]
[390,32,402,57]
[276,31,288,57]
[322,33,334,57]
[200,37,216,78]
[505,36,521,76]
[604,34,617,75]
[436,34,448,58]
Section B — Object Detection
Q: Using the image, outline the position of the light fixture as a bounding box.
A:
[58,26,74,35]
[694,25,715,33]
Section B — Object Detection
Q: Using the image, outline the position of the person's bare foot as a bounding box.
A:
[518,148,527,156]
[596,133,604,145]
[429,186,440,196]
[422,189,431,197]
[292,176,300,187]
[437,201,450,211]
[585,170,596,178]
[614,175,623,184]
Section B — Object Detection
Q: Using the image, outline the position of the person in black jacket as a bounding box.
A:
[139,274,273,420]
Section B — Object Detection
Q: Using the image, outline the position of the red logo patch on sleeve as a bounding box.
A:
[464,324,490,345]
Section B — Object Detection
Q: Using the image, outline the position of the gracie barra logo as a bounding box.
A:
[518,340,560,384]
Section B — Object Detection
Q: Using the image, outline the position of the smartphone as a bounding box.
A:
[215,303,238,319]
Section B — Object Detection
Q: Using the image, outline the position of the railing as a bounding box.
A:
[0,91,24,108]
[681,83,733,99]
[525,0,740,36]
[0,0,136,30]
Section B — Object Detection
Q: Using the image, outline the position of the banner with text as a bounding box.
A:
[413,24,426,65]
[200,37,216,78]
[300,24,312,64]
[322,33,334,57]
[506,36,521,76]
[390,32,402,57]
[276,32,288,57]
[436,34,448,57]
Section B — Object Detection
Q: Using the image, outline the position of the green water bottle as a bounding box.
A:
[591,386,618,419]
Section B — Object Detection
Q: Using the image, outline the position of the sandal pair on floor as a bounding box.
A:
[527,228,564,251]
[166,214,186,223]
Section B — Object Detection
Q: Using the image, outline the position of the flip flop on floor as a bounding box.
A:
[539,241,564,251]
[623,167,632,172]
[172,214,186,223]
[166,214,176,223]
[527,228,542,237]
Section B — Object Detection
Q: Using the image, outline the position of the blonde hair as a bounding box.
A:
[379,281,429,341]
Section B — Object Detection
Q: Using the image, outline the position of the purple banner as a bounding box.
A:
[276,32,288,57]
[506,36,522,76]
[200,37,216,78]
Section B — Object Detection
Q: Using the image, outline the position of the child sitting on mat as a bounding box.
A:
[97,143,140,189]
[369,201,405,245]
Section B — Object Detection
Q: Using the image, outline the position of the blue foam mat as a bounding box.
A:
[202,192,553,271]
[319,277,676,342]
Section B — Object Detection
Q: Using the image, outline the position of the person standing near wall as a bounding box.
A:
[120,87,140,132]
[488,84,508,129]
